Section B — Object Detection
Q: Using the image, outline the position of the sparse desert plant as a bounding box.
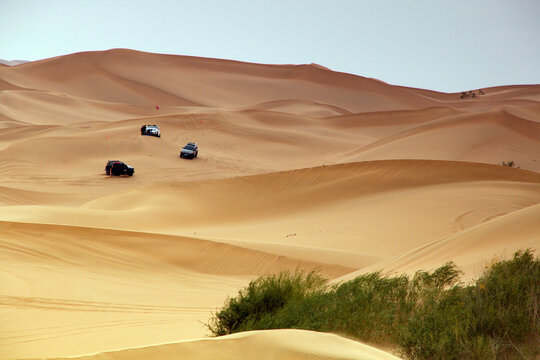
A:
[502,160,516,167]
[461,89,485,99]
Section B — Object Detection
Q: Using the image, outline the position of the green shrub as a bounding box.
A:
[206,270,326,336]
[399,250,539,360]
[469,250,540,357]
[206,250,540,360]
[329,272,412,342]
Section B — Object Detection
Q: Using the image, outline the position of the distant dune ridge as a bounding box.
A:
[0,59,29,66]
[0,49,539,359]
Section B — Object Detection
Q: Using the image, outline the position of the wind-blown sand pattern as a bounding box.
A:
[1,49,539,359]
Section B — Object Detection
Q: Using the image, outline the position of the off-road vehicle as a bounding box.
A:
[141,124,161,137]
[105,160,135,176]
[180,142,198,159]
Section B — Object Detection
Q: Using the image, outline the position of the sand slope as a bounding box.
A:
[338,203,540,283]
[1,49,539,359]
[0,220,350,359]
[42,330,401,360]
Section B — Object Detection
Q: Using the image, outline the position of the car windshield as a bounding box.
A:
[147,126,158,130]
[184,145,195,150]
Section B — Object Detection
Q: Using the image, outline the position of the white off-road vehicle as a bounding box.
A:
[141,124,161,137]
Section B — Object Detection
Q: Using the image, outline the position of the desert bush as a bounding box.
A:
[206,270,326,336]
[501,160,516,167]
[335,273,412,342]
[470,250,540,357]
[207,250,540,360]
[399,250,539,360]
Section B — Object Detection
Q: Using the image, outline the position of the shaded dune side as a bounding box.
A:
[0,185,71,205]
[0,221,352,278]
[40,329,402,360]
[323,106,463,127]
[343,107,540,171]
[249,99,353,117]
[346,107,540,149]
[85,160,540,216]
[0,77,27,91]
[0,90,157,126]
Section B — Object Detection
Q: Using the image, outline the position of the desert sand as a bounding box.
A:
[1,49,539,359]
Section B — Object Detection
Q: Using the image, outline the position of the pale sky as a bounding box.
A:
[1,0,539,92]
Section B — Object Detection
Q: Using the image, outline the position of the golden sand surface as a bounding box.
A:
[1,49,539,359]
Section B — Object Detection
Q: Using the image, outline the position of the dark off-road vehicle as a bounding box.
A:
[105,160,135,176]
[180,142,198,159]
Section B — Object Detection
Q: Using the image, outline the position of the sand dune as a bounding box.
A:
[0,220,349,358]
[42,330,401,360]
[1,49,539,359]
[0,89,164,126]
[345,107,540,171]
[0,49,424,110]
[337,202,540,283]
[1,161,538,267]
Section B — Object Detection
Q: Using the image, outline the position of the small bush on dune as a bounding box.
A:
[501,160,516,167]
[207,250,540,360]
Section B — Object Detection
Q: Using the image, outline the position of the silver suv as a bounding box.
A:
[141,124,161,137]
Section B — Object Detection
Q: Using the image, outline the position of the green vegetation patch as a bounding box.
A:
[207,250,540,360]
